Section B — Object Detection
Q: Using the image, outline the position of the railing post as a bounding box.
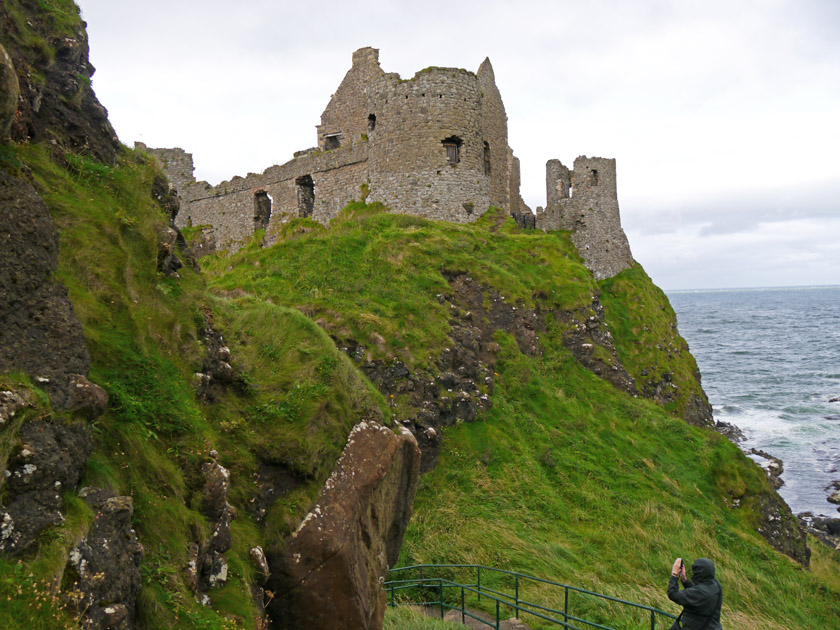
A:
[477,566,482,602]
[495,599,500,630]
[650,610,656,630]
[439,579,444,619]
[564,586,569,624]
[461,586,465,624]
[515,574,520,619]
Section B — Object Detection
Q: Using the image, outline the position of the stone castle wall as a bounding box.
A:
[476,59,511,210]
[537,156,633,280]
[317,47,384,151]
[365,66,497,223]
[144,47,633,280]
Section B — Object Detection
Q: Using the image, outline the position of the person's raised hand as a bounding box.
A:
[671,558,682,577]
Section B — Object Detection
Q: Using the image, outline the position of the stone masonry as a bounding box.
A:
[536,156,633,280]
[143,47,634,281]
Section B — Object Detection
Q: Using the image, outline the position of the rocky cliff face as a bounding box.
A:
[0,170,107,414]
[0,1,119,163]
[1,9,423,629]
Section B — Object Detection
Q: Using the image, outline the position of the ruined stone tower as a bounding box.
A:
[144,47,633,281]
[536,156,633,280]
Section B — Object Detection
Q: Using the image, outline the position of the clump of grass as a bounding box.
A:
[383,605,456,630]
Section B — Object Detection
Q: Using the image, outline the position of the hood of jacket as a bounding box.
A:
[691,557,716,583]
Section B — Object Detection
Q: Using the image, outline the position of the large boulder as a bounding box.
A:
[266,421,421,630]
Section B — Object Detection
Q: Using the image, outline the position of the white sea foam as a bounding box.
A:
[672,285,840,514]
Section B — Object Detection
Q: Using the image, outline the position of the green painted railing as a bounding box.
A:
[385,564,678,630]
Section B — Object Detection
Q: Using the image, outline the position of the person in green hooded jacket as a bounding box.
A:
[667,557,723,629]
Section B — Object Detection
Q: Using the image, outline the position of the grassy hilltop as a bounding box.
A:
[0,2,838,629]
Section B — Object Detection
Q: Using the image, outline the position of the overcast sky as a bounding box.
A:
[75,0,839,290]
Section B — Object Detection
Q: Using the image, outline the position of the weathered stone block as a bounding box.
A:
[266,421,420,630]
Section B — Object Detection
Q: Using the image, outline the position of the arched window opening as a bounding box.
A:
[442,135,462,166]
[368,114,376,132]
[254,190,272,231]
[483,141,491,175]
[591,169,599,185]
[295,175,315,218]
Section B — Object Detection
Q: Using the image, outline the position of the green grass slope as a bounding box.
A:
[199,204,840,629]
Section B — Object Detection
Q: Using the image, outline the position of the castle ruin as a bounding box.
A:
[143,47,633,281]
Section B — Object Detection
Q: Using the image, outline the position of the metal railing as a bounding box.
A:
[385,564,677,630]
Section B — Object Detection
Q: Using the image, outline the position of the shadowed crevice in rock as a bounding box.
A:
[248,460,308,522]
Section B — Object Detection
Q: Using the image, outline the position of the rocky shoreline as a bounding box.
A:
[716,406,840,552]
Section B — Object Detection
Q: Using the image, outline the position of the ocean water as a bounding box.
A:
[666,285,840,516]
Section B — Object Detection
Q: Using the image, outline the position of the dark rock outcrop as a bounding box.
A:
[185,454,235,598]
[799,513,840,551]
[194,313,246,402]
[156,226,185,278]
[553,296,636,395]
[341,274,543,471]
[714,419,746,443]
[0,421,91,554]
[66,488,143,630]
[826,480,840,505]
[750,448,784,490]
[683,389,714,427]
[0,170,107,414]
[151,174,180,222]
[266,421,420,630]
[754,493,810,567]
[197,456,235,591]
[0,3,119,163]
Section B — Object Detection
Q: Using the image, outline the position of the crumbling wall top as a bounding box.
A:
[318,47,385,151]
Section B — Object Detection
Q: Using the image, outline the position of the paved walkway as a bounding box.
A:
[415,604,530,629]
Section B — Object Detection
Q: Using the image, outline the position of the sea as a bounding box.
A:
[666,285,840,517]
